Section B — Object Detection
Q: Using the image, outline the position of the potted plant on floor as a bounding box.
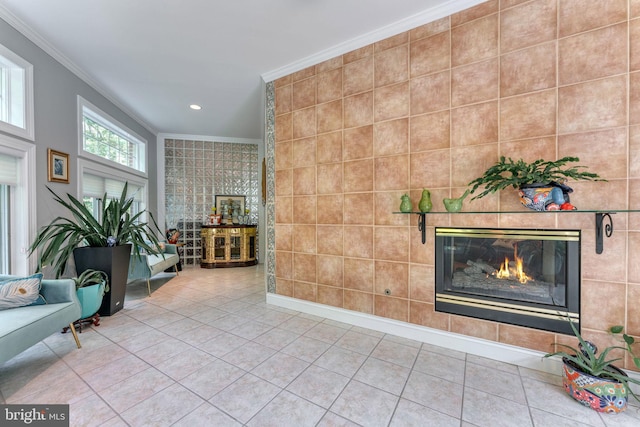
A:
[467,156,604,211]
[29,183,163,316]
[544,318,640,413]
[62,269,109,333]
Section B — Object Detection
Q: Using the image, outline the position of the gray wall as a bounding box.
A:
[0,17,158,230]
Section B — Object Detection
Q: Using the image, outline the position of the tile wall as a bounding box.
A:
[270,0,640,367]
[164,139,260,266]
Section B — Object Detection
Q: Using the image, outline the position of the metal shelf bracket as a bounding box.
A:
[595,212,614,254]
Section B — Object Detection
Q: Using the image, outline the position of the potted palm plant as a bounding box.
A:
[545,318,640,413]
[29,182,163,315]
[467,156,604,211]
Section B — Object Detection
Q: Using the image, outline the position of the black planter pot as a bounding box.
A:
[73,244,132,316]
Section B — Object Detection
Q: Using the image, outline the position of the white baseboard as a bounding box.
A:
[266,293,564,376]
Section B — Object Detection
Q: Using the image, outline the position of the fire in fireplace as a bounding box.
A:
[435,228,580,334]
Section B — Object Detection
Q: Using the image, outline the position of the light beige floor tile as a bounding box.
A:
[335,330,382,355]
[304,323,349,344]
[155,347,216,380]
[99,368,175,413]
[253,327,300,350]
[196,331,248,357]
[278,315,320,334]
[81,353,150,389]
[221,341,276,371]
[413,349,466,384]
[390,398,459,427]
[402,370,463,418]
[209,373,281,424]
[247,390,326,426]
[180,358,245,400]
[371,339,419,368]
[172,402,242,427]
[316,411,361,427]
[462,387,533,427]
[134,337,194,366]
[281,335,332,363]
[70,393,117,427]
[287,365,350,408]
[465,361,526,404]
[331,380,398,427]
[353,357,410,395]
[314,346,367,378]
[251,353,310,388]
[121,382,204,426]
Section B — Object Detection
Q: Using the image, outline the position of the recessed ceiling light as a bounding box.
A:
[189,104,202,110]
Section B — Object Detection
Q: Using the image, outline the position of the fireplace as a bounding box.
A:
[435,227,580,334]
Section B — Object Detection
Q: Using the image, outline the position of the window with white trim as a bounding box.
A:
[79,97,146,174]
[82,172,145,222]
[0,137,35,276]
[0,44,34,140]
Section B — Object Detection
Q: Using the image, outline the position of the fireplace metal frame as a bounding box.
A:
[435,227,580,335]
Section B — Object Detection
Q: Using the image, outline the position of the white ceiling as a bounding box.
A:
[0,0,482,140]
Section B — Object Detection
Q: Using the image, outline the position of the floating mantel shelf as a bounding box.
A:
[393,210,640,254]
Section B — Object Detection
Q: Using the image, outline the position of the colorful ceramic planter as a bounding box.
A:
[562,358,628,413]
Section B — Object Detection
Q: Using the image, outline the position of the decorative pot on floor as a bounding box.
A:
[74,244,132,316]
[562,357,628,413]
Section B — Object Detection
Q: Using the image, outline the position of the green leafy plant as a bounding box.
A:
[544,318,640,401]
[468,156,604,201]
[29,182,163,278]
[72,268,109,292]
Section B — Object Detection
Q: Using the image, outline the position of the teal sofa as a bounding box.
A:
[127,243,179,295]
[0,276,82,364]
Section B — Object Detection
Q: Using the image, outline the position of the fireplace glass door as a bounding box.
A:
[435,228,580,334]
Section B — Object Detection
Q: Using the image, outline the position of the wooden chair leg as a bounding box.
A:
[68,322,82,349]
[147,278,151,296]
[174,264,179,276]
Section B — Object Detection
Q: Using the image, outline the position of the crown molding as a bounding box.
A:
[261,0,486,83]
[0,5,158,136]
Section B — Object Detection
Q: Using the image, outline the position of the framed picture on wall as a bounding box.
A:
[47,148,69,184]
[215,195,245,217]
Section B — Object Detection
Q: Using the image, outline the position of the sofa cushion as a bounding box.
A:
[0,273,45,310]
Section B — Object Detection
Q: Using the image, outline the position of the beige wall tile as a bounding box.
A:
[409,301,449,330]
[452,101,499,146]
[275,113,292,142]
[293,253,317,283]
[374,227,410,262]
[374,118,408,157]
[344,193,374,225]
[500,42,556,97]
[375,32,408,52]
[559,23,627,86]
[410,71,450,116]
[317,68,343,104]
[558,0,628,38]
[344,225,373,259]
[292,66,315,82]
[293,77,316,110]
[375,45,409,87]
[374,260,409,298]
[275,169,292,196]
[631,126,640,178]
[293,166,316,195]
[293,196,317,225]
[275,84,292,115]
[558,128,627,180]
[580,280,626,331]
[498,324,554,353]
[344,290,373,314]
[409,17,449,41]
[275,140,292,170]
[317,254,344,287]
[409,264,434,303]
[292,137,316,167]
[410,31,450,78]
[451,14,498,67]
[631,19,640,72]
[292,107,316,139]
[500,0,556,53]
[500,90,556,141]
[275,224,292,251]
[375,192,410,226]
[451,0,498,27]
[317,100,343,134]
[293,281,317,302]
[450,316,497,341]
[410,111,450,152]
[451,58,498,107]
[558,76,627,134]
[317,225,344,256]
[317,194,344,225]
[374,295,409,322]
[343,45,374,65]
[374,155,409,191]
[317,163,343,194]
[276,251,293,280]
[344,57,374,97]
[631,72,640,126]
[409,149,451,189]
[344,125,373,160]
[374,82,409,122]
[344,92,373,128]
[344,159,374,193]
[317,285,343,308]
[344,258,374,292]
[317,131,343,164]
[293,224,317,253]
[275,196,292,224]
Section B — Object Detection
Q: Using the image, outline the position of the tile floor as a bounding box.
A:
[1,265,639,427]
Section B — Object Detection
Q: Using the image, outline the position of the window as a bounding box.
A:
[0,137,35,276]
[0,44,34,140]
[78,97,146,174]
[79,159,148,227]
